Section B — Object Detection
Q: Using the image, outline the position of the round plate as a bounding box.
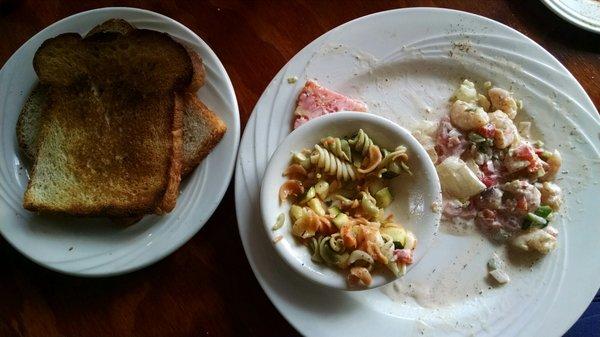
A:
[0,7,240,276]
[541,0,600,34]
[235,8,600,337]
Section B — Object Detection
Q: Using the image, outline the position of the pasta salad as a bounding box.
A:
[431,79,562,255]
[277,130,415,287]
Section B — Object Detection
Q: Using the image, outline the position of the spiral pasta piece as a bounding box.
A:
[378,146,408,169]
[320,136,352,162]
[349,129,376,156]
[310,145,358,181]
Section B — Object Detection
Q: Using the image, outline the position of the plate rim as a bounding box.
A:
[541,0,600,34]
[0,6,241,277]
[235,6,599,337]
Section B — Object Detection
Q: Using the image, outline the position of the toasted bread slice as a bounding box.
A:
[33,30,193,94]
[180,92,227,176]
[17,84,47,161]
[24,29,191,216]
[18,86,226,177]
[23,87,183,216]
[20,20,218,175]
[85,19,205,92]
[86,18,135,37]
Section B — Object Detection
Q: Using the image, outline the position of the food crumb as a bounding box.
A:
[287,76,298,84]
[68,246,74,251]
[273,235,283,244]
[431,201,442,213]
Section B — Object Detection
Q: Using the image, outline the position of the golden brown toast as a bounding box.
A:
[18,19,215,172]
[18,86,226,178]
[180,92,227,176]
[23,29,192,216]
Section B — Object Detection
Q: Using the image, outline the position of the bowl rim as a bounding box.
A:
[259,111,442,290]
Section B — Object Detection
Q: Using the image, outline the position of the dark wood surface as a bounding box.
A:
[1,1,599,336]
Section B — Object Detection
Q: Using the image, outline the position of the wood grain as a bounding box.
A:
[1,1,598,336]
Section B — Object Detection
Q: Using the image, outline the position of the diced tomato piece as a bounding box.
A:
[481,176,496,187]
[480,160,495,175]
[516,195,528,212]
[478,123,496,138]
[515,144,535,160]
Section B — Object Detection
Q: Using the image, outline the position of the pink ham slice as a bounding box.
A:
[293,80,368,129]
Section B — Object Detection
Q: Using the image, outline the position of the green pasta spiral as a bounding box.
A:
[349,129,376,155]
[320,136,352,162]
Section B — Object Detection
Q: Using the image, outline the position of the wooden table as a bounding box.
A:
[1,1,599,336]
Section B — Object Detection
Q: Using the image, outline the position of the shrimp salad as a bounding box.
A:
[432,80,562,254]
[277,130,415,287]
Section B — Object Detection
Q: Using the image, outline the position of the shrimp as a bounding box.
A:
[488,87,518,119]
[511,228,557,254]
[489,111,519,149]
[539,181,562,210]
[450,100,490,131]
[501,180,541,215]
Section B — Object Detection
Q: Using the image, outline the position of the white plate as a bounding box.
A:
[235,8,600,337]
[0,7,240,276]
[541,0,600,34]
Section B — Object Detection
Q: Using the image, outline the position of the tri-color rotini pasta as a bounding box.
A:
[276,129,415,287]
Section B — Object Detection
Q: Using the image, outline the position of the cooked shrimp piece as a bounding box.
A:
[489,111,519,149]
[501,180,541,215]
[450,100,490,131]
[488,87,518,119]
[539,181,562,210]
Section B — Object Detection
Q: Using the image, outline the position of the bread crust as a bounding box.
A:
[180,92,227,176]
[155,93,184,214]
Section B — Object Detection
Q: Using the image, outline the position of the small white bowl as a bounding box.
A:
[260,112,442,290]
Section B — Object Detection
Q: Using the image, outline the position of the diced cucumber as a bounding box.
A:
[300,186,316,204]
[307,198,325,216]
[375,187,393,208]
[368,180,385,197]
[314,180,329,200]
[522,212,548,229]
[534,205,553,219]
[332,213,349,229]
[328,206,341,217]
[380,227,406,248]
